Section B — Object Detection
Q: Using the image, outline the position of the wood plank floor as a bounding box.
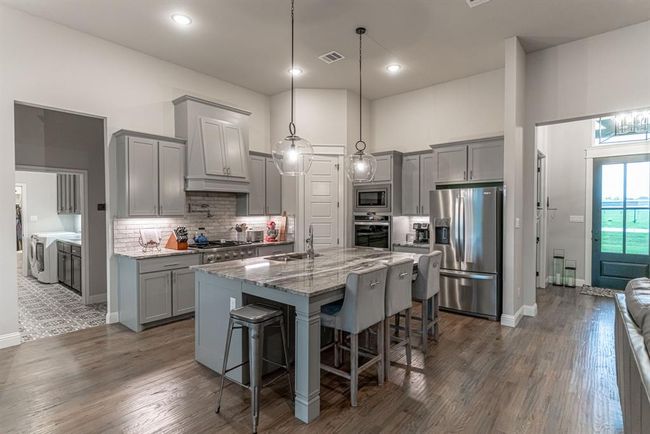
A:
[0,286,622,433]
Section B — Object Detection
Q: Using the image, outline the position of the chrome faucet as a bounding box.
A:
[305,224,315,259]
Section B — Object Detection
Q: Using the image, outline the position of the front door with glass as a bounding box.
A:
[592,155,650,289]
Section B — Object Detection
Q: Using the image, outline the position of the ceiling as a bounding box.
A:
[3,0,650,99]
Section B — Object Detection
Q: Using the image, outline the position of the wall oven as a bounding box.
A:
[353,184,391,213]
[353,215,391,250]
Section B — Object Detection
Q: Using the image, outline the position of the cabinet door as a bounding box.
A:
[419,153,434,215]
[139,271,172,324]
[265,157,282,215]
[64,252,72,287]
[434,145,467,183]
[373,155,392,182]
[247,155,266,215]
[128,137,159,216]
[72,175,81,215]
[56,174,64,214]
[223,124,248,179]
[467,140,504,182]
[401,155,420,215]
[158,141,186,216]
[172,268,195,316]
[71,254,82,292]
[199,117,228,176]
[58,250,66,283]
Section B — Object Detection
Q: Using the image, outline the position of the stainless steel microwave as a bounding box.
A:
[353,184,391,213]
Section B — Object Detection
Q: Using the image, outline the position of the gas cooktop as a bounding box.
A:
[189,240,252,250]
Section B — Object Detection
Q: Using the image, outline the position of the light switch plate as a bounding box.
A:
[569,215,585,223]
[515,218,521,229]
[229,297,237,311]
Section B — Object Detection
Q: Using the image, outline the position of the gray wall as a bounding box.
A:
[14,104,106,298]
[541,119,592,282]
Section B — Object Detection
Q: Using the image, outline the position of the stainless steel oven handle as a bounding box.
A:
[354,222,390,226]
[440,269,496,280]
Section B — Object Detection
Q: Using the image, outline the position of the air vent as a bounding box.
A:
[466,0,491,7]
[318,51,345,64]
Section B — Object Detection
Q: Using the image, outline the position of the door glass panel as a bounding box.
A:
[625,162,650,255]
[601,164,625,253]
[601,209,624,253]
[625,209,649,255]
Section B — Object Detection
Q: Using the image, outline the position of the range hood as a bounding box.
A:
[173,95,251,193]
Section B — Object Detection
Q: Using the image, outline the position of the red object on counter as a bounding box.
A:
[264,221,278,242]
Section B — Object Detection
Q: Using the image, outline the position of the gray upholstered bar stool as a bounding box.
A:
[411,251,442,354]
[320,264,388,407]
[383,258,414,379]
[215,304,293,434]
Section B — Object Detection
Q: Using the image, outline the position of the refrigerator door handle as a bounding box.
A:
[454,196,461,263]
[440,269,496,280]
[459,195,466,262]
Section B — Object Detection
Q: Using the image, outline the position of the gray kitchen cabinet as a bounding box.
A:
[158,141,187,216]
[432,137,504,185]
[139,271,172,324]
[71,253,82,292]
[172,268,196,316]
[236,153,282,216]
[57,240,81,292]
[401,152,434,216]
[199,117,248,179]
[420,153,434,215]
[222,123,247,178]
[265,158,282,215]
[434,144,468,183]
[127,136,159,216]
[118,254,200,332]
[114,130,187,218]
[373,155,393,182]
[57,173,81,215]
[467,139,504,182]
[401,155,421,215]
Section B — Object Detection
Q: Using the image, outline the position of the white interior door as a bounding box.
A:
[305,156,340,247]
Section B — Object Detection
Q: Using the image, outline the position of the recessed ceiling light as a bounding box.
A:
[289,67,303,76]
[171,14,192,26]
[386,64,402,73]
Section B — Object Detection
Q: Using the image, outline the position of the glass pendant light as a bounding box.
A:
[272,0,314,176]
[345,27,377,183]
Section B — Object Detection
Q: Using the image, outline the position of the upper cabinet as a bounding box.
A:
[373,155,393,183]
[114,131,186,218]
[401,152,434,216]
[174,95,251,193]
[237,152,283,216]
[432,137,504,185]
[57,173,81,215]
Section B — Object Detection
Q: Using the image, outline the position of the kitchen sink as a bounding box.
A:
[266,252,321,261]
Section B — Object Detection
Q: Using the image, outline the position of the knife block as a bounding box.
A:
[165,233,188,250]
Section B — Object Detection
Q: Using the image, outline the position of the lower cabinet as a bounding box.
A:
[58,241,82,293]
[118,254,200,332]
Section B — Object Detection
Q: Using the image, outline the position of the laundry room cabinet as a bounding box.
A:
[57,174,81,215]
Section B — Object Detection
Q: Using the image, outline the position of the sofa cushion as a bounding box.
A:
[625,278,650,350]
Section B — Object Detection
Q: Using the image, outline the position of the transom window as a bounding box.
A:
[594,109,650,145]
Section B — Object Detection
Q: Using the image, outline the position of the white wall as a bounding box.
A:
[523,20,650,304]
[539,120,592,281]
[370,69,505,152]
[0,5,271,345]
[15,171,78,235]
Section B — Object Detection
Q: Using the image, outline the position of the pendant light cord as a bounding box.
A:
[289,0,296,137]
[356,27,366,153]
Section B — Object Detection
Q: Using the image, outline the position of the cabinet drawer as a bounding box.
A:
[138,254,200,274]
[71,245,81,256]
[393,245,430,254]
[257,243,294,257]
[58,242,72,253]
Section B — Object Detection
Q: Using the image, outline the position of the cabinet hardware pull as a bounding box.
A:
[463,170,467,180]
[399,272,409,279]
[470,170,473,180]
[163,263,181,268]
[369,280,380,288]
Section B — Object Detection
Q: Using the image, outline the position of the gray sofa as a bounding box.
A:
[615,278,650,433]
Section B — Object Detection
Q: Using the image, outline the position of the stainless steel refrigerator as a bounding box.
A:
[430,186,503,320]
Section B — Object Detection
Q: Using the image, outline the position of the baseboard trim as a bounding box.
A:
[88,294,107,304]
[523,303,538,317]
[106,311,119,324]
[501,305,524,328]
[547,276,587,287]
[0,332,21,349]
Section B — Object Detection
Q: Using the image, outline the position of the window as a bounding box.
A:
[594,110,650,145]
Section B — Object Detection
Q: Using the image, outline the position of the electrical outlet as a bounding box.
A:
[229,297,237,311]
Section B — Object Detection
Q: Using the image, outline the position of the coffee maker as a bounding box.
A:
[413,223,430,244]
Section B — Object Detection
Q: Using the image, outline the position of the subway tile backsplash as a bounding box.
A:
[113,192,294,251]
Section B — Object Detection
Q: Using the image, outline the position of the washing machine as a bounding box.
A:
[29,232,79,283]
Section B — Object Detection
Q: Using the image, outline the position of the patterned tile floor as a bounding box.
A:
[17,268,106,343]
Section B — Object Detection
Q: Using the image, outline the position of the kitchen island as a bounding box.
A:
[192,247,421,424]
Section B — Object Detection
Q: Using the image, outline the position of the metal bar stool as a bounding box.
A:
[382,258,414,379]
[216,304,293,434]
[320,264,388,407]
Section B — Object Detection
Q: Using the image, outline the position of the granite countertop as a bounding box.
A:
[392,241,430,249]
[192,247,421,297]
[114,239,295,259]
